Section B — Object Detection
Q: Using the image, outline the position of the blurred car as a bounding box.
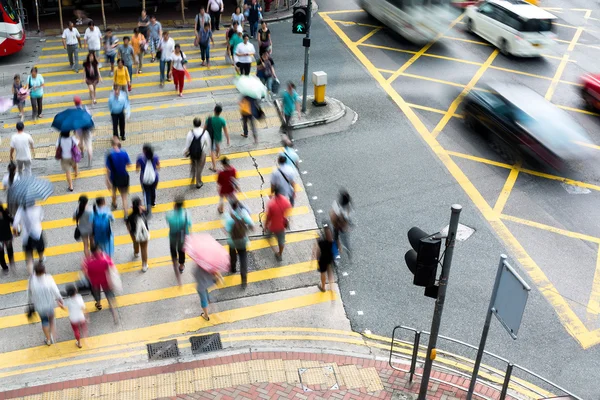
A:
[452,0,537,7]
[463,82,593,170]
[580,73,600,111]
[465,0,556,57]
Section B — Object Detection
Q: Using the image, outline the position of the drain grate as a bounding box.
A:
[190,333,223,355]
[147,339,180,360]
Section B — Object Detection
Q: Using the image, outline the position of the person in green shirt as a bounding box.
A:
[166,196,192,285]
[230,29,243,72]
[204,104,230,172]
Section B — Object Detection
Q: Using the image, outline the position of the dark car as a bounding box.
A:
[463,82,592,170]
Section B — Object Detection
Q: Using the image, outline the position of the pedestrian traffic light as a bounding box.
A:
[293,6,308,34]
[405,227,442,287]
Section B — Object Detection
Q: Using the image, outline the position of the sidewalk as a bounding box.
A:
[275,96,347,130]
[0,348,529,400]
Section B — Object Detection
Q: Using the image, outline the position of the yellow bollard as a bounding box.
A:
[312,71,328,107]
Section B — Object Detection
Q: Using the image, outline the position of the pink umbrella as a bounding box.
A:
[0,97,13,113]
[184,233,230,274]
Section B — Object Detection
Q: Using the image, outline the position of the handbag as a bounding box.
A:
[71,138,82,163]
[74,226,81,241]
[54,134,63,160]
[107,266,123,294]
[26,304,35,320]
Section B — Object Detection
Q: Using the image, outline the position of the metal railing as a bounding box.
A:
[388,325,581,400]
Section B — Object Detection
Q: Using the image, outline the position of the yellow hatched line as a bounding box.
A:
[407,103,464,118]
[331,19,381,28]
[556,104,600,116]
[500,214,600,244]
[358,43,417,55]
[443,35,491,46]
[588,247,600,318]
[492,162,521,215]
[355,27,381,45]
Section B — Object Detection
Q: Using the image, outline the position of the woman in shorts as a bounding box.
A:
[28,262,63,346]
[56,131,79,192]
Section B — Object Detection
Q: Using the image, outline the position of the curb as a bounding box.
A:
[275,96,347,130]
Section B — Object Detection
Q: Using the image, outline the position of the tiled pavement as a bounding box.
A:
[0,351,520,400]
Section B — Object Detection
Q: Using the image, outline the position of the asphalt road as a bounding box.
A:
[287,0,600,397]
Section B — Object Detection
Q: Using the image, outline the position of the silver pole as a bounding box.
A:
[466,254,507,399]
[301,0,312,113]
[417,204,462,399]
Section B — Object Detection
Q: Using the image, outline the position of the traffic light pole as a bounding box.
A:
[418,204,462,400]
[301,0,312,113]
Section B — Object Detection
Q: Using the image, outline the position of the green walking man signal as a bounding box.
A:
[293,6,308,34]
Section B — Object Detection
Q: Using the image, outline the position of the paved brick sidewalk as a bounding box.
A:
[0,350,521,400]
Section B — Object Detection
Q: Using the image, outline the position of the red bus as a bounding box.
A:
[0,0,25,56]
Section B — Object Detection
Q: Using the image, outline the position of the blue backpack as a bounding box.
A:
[93,210,112,243]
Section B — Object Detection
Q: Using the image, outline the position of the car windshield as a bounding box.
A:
[520,18,553,32]
[1,0,19,23]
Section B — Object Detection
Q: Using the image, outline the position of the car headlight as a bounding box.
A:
[10,31,23,40]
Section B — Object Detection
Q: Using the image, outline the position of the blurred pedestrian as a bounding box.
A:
[184,118,211,189]
[13,204,45,275]
[231,6,245,26]
[223,199,254,288]
[282,82,301,139]
[217,157,238,213]
[74,195,93,257]
[314,223,334,292]
[126,197,150,272]
[103,28,118,77]
[113,60,130,93]
[62,284,87,348]
[194,265,222,321]
[82,52,101,104]
[166,196,191,284]
[170,44,188,97]
[265,185,291,261]
[132,28,147,74]
[195,8,211,44]
[136,144,160,211]
[92,197,115,257]
[235,34,255,76]
[330,190,353,262]
[12,74,25,121]
[27,262,63,346]
[270,155,297,206]
[257,52,276,99]
[108,86,129,140]
[56,130,80,192]
[138,9,150,40]
[199,23,214,67]
[74,96,93,167]
[247,0,262,39]
[204,104,230,172]
[226,21,239,64]
[106,137,131,215]
[208,0,224,30]
[4,162,19,217]
[280,137,299,169]
[258,21,272,56]
[10,122,34,177]
[62,21,82,73]
[148,15,163,62]
[26,67,44,120]
[82,244,118,322]
[230,27,244,71]
[84,21,102,64]
[159,31,175,87]
[118,37,134,90]
[0,205,14,272]
[239,95,258,142]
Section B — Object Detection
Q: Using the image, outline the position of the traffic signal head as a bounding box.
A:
[405,227,442,287]
[293,6,308,34]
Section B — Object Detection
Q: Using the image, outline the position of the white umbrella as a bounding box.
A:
[235,75,267,99]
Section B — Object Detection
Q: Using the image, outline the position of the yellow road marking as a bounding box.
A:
[358,43,417,55]
[446,150,512,169]
[407,103,464,118]
[488,65,552,81]
[42,30,198,43]
[554,22,578,29]
[0,290,335,372]
[545,54,570,101]
[493,162,521,215]
[41,34,224,51]
[0,259,316,330]
[331,19,381,28]
[556,104,600,116]
[401,72,466,88]
[500,214,600,244]
[556,39,600,50]
[432,50,498,138]
[575,140,600,150]
[443,35,491,46]
[588,246,600,320]
[321,11,599,349]
[387,13,465,84]
[355,27,381,45]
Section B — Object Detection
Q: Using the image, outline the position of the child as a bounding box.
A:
[62,284,87,348]
[12,75,26,121]
[216,157,238,214]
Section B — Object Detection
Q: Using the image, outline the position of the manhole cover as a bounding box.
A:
[298,366,339,392]
[147,339,180,360]
[190,333,223,355]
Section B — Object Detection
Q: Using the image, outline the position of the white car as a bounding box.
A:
[465,0,556,57]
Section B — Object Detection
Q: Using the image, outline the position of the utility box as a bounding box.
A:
[312,71,327,107]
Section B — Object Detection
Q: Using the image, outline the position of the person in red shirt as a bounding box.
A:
[216,157,238,214]
[82,244,118,323]
[265,185,292,261]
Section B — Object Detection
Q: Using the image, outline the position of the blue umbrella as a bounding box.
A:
[51,108,94,132]
[7,176,54,208]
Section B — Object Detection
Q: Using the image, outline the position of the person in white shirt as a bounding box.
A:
[207,0,224,31]
[170,44,187,97]
[62,21,82,72]
[184,118,211,189]
[159,31,175,87]
[235,34,255,76]
[13,204,45,275]
[9,122,34,177]
[28,262,63,346]
[270,154,298,206]
[62,284,87,348]
[83,20,103,67]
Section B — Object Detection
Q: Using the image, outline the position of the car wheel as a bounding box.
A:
[489,136,520,165]
[500,39,510,56]
[466,18,474,33]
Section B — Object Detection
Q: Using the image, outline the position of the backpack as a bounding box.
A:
[92,210,111,243]
[142,159,156,185]
[189,131,205,160]
[134,215,150,242]
[230,212,247,240]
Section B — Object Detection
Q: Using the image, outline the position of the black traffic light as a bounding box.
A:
[293,6,308,34]
[405,227,442,287]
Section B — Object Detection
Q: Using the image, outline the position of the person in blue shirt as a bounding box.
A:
[108,86,130,140]
[222,199,254,288]
[281,82,301,140]
[280,137,299,169]
[105,137,131,217]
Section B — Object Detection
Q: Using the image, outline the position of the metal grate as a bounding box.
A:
[190,333,223,355]
[147,339,180,360]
